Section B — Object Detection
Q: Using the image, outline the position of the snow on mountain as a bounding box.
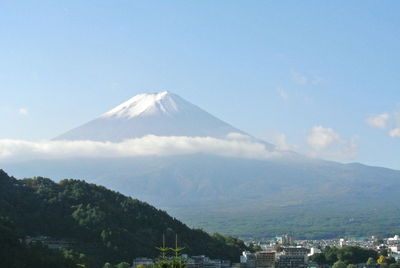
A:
[54,91,253,142]
[101,91,179,118]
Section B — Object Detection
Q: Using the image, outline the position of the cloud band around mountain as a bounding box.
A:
[0,134,284,162]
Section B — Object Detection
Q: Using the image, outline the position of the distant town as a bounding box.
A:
[129,234,400,268]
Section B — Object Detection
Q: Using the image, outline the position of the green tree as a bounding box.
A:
[367,257,377,265]
[333,260,347,268]
[325,247,339,265]
[347,264,357,268]
[115,262,131,268]
[310,253,327,265]
[337,246,378,264]
[61,249,88,267]
[103,263,113,268]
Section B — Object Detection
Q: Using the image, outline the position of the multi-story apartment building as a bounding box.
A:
[255,251,276,268]
[275,247,308,268]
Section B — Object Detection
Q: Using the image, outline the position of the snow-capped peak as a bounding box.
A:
[55,90,260,142]
[101,91,180,118]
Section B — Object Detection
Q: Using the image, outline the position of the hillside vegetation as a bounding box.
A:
[6,154,400,240]
[0,170,248,267]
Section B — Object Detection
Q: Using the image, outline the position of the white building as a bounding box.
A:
[390,246,400,253]
[308,248,321,257]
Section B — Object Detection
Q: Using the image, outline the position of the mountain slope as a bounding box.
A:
[55,91,248,141]
[4,155,400,239]
[0,170,249,267]
[5,91,400,239]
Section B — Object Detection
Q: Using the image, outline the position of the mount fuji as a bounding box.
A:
[4,91,400,239]
[55,91,253,142]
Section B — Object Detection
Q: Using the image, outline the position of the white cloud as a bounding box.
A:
[18,108,28,116]
[307,126,340,151]
[0,134,286,162]
[305,126,357,160]
[277,88,289,100]
[366,113,390,129]
[389,128,400,138]
[365,111,400,139]
[291,71,323,85]
[292,71,308,85]
[273,133,298,151]
[226,132,252,141]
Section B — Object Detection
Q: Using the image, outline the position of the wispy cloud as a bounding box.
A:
[277,88,289,100]
[366,113,390,129]
[389,128,400,138]
[292,71,308,85]
[310,75,323,85]
[306,126,357,160]
[307,126,339,151]
[0,134,286,162]
[273,133,298,151]
[291,71,323,85]
[365,111,400,138]
[18,108,28,116]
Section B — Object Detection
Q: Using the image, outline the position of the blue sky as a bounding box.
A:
[0,1,399,169]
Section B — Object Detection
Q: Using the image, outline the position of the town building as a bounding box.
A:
[241,251,256,268]
[276,235,293,245]
[275,247,308,268]
[185,255,230,268]
[132,257,154,268]
[255,251,276,268]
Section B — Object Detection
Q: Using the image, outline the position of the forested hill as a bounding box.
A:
[0,169,249,267]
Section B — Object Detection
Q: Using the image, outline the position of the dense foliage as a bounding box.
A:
[310,246,379,265]
[0,217,85,267]
[0,170,249,267]
[312,247,400,268]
